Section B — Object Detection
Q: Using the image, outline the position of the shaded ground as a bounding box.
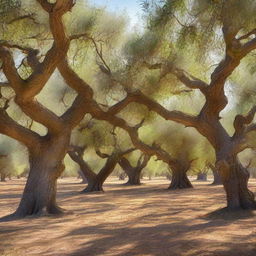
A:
[0,177,256,256]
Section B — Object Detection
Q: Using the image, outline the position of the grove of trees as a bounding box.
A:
[1,0,256,220]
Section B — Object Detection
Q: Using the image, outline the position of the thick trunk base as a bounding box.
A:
[14,174,63,218]
[218,158,256,210]
[6,133,70,219]
[168,169,193,190]
[82,180,104,193]
[125,173,141,186]
[13,159,65,218]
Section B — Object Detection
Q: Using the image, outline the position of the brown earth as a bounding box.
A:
[0,177,255,256]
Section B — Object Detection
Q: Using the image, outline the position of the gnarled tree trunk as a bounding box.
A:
[126,169,142,185]
[82,154,120,192]
[83,177,104,192]
[68,146,96,186]
[69,147,132,193]
[217,157,256,210]
[14,134,70,217]
[119,154,150,186]
[168,165,193,189]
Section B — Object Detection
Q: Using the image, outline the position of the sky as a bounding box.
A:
[88,0,144,29]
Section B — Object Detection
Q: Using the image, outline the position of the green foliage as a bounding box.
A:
[0,0,20,20]
[124,31,160,63]
[1,0,256,180]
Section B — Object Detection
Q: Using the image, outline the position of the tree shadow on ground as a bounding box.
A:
[203,207,256,220]
[64,217,254,256]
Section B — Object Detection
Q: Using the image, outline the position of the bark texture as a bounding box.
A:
[119,154,150,185]
[168,164,193,189]
[14,133,70,217]
[68,146,135,192]
[217,157,256,209]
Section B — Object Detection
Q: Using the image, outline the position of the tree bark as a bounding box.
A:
[168,166,193,189]
[82,154,120,192]
[83,177,104,192]
[126,168,142,185]
[69,147,135,193]
[218,157,256,210]
[68,149,97,189]
[119,155,150,186]
[14,134,70,217]
[212,168,222,185]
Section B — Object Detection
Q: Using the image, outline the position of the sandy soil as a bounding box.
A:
[0,177,255,256]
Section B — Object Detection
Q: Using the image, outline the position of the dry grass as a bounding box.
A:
[0,177,256,256]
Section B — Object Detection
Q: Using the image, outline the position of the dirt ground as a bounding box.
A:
[0,177,255,256]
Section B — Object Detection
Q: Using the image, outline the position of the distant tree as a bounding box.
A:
[118,153,151,185]
[68,145,134,192]
[196,167,208,182]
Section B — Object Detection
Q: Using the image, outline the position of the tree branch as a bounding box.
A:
[143,61,209,94]
[96,150,109,159]
[173,68,209,94]
[127,90,198,128]
[0,109,41,148]
[58,58,94,128]
[238,29,256,41]
[0,1,75,136]
[0,47,24,93]
[233,106,256,137]
[68,149,96,180]
[15,99,65,134]
[7,14,39,25]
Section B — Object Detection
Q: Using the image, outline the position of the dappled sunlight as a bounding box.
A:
[0,178,255,256]
[1,1,256,255]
